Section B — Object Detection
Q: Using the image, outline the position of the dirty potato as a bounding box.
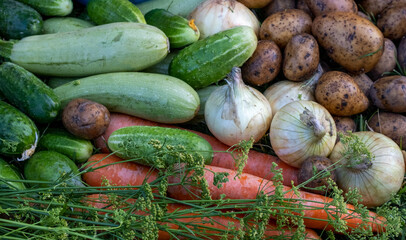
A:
[350,73,373,97]
[315,71,370,116]
[369,75,406,112]
[305,0,357,17]
[377,3,406,40]
[261,0,296,17]
[397,36,406,71]
[242,40,282,86]
[260,9,312,49]
[368,112,406,149]
[333,116,356,142]
[368,38,397,81]
[62,98,111,140]
[312,12,384,74]
[283,33,319,81]
[359,0,392,16]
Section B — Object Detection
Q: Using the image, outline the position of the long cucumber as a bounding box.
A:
[53,72,200,124]
[15,0,73,16]
[0,22,169,77]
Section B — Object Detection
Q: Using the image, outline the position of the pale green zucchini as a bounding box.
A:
[53,72,200,124]
[16,0,73,16]
[42,17,94,34]
[136,0,205,18]
[0,22,169,77]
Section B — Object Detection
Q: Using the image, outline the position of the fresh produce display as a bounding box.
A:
[2,0,406,239]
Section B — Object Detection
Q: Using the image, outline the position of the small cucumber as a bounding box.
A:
[0,62,61,124]
[15,0,73,16]
[0,157,26,190]
[87,0,146,25]
[169,26,258,90]
[23,151,83,188]
[0,101,39,161]
[108,126,213,168]
[54,72,200,124]
[136,0,205,18]
[145,9,199,48]
[38,128,93,163]
[43,17,94,34]
[0,0,43,40]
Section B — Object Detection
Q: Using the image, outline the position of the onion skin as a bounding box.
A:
[329,131,405,208]
[269,100,337,168]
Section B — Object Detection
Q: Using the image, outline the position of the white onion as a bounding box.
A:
[189,0,260,39]
[204,67,272,146]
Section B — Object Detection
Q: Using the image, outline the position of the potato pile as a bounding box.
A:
[239,0,406,151]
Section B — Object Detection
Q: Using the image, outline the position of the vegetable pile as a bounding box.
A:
[1,0,406,239]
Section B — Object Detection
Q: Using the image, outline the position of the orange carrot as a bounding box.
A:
[85,194,321,239]
[167,165,386,233]
[94,113,299,186]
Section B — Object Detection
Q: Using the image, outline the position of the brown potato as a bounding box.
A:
[62,98,111,140]
[297,156,337,195]
[262,0,296,17]
[350,73,373,97]
[315,71,370,116]
[312,12,384,74]
[241,40,282,86]
[359,0,392,16]
[377,3,406,40]
[283,33,319,81]
[369,75,406,112]
[368,112,406,149]
[260,9,312,49]
[237,0,272,9]
[305,0,357,17]
[397,36,406,72]
[357,11,372,21]
[333,116,356,142]
[367,38,397,81]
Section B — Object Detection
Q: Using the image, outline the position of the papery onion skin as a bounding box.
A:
[329,131,405,208]
[269,100,337,168]
[189,0,260,39]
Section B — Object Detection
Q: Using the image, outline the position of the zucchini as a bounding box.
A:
[0,62,61,124]
[53,72,200,124]
[0,101,39,161]
[43,17,94,34]
[145,9,199,48]
[87,0,146,25]
[169,26,257,89]
[0,157,26,190]
[38,128,93,163]
[0,22,169,77]
[45,77,78,88]
[0,0,43,40]
[15,0,73,16]
[136,0,205,18]
[23,150,83,188]
[108,126,213,168]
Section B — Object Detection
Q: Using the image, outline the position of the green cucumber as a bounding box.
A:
[0,62,61,124]
[53,72,200,124]
[87,0,146,25]
[43,17,94,34]
[0,0,43,40]
[0,101,39,161]
[45,77,78,88]
[108,126,213,168]
[145,9,199,48]
[136,0,205,18]
[144,51,178,75]
[192,85,221,123]
[15,0,73,16]
[38,128,93,163]
[23,151,83,188]
[0,22,169,77]
[169,26,257,89]
[0,157,26,190]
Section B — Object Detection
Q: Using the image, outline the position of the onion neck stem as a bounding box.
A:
[300,108,326,139]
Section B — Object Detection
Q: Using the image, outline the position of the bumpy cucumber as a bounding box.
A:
[169,26,257,89]
[108,126,213,168]
[16,0,73,16]
[145,9,199,48]
[0,101,38,161]
[38,128,93,163]
[43,17,94,34]
[0,22,169,77]
[53,72,200,124]
[0,157,26,190]
[0,0,43,40]
[0,62,61,124]
[87,0,146,25]
[23,151,83,188]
